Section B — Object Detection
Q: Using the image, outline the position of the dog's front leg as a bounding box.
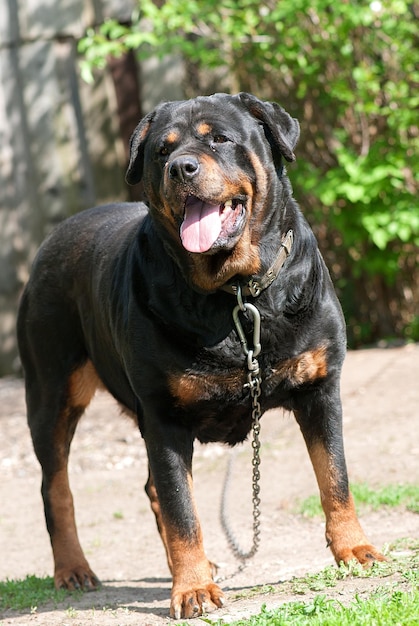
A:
[143,415,224,619]
[294,381,386,566]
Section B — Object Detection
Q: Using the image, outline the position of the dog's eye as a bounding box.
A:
[210,134,231,152]
[159,146,169,157]
[212,134,229,144]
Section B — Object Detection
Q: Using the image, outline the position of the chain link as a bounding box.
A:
[220,286,263,563]
[220,362,262,562]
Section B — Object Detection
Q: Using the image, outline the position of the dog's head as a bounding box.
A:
[126,93,299,292]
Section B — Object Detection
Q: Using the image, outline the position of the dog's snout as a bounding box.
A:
[169,156,200,183]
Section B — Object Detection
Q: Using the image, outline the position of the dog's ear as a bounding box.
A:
[125,111,156,185]
[238,92,300,162]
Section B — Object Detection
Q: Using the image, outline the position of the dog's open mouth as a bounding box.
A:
[180,195,246,253]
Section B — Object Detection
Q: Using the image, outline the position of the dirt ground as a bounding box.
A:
[0,343,418,625]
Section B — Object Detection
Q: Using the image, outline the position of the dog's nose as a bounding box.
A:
[169,156,200,182]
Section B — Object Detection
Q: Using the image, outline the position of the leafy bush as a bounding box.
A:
[79,0,419,345]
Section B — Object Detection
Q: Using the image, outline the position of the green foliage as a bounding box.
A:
[79,0,419,344]
[202,538,419,624]
[2,541,418,623]
[298,482,419,518]
[0,575,68,611]
[291,560,398,596]
[204,590,419,625]
[351,483,419,514]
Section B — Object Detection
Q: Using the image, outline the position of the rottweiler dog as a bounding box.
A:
[17,93,385,619]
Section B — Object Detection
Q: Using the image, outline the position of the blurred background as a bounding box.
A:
[0,0,418,375]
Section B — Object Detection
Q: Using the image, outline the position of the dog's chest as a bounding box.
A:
[168,345,328,444]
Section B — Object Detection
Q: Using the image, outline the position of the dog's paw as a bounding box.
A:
[55,565,100,591]
[170,582,225,619]
[335,544,387,566]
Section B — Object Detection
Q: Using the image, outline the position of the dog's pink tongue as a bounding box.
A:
[180,196,222,253]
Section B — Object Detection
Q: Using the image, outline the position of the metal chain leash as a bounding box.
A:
[219,285,262,562]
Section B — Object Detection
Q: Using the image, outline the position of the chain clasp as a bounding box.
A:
[232,285,261,360]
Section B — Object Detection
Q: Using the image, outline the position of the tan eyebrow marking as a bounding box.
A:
[166,131,180,144]
[196,122,212,136]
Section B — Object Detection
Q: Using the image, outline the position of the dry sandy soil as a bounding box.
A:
[0,343,418,625]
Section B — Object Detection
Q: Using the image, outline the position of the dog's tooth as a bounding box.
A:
[224,199,233,209]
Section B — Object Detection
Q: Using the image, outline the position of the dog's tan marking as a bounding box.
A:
[170,348,327,408]
[271,345,328,387]
[161,472,224,618]
[68,360,100,408]
[157,147,265,292]
[196,122,212,136]
[146,472,173,572]
[169,370,244,407]
[169,535,223,618]
[166,131,179,144]
[293,345,328,383]
[190,234,260,291]
[186,157,264,291]
[49,468,98,589]
[306,442,386,565]
[138,120,152,143]
[247,150,268,188]
[246,150,269,233]
[189,192,261,292]
[192,154,244,197]
[46,361,102,589]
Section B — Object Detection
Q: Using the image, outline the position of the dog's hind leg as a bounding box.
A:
[18,294,100,590]
[31,361,100,589]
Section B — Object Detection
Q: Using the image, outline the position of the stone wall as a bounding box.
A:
[0,0,135,374]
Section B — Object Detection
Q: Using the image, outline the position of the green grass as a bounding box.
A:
[298,482,419,518]
[0,575,68,612]
[1,538,417,626]
[199,538,419,626]
[205,589,419,625]
[290,546,419,595]
[2,543,418,625]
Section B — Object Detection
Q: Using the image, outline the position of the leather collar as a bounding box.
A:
[220,229,294,298]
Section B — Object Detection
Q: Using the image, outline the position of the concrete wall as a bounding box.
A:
[0,0,135,374]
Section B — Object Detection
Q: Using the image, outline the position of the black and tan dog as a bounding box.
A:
[17,93,385,619]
